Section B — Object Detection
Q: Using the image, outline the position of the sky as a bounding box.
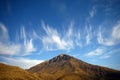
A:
[0,0,120,70]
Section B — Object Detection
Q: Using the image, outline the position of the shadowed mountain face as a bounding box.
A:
[28,54,120,80]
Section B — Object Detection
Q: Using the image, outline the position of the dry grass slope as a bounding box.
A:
[0,63,41,80]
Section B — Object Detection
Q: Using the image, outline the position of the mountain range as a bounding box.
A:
[0,54,120,80]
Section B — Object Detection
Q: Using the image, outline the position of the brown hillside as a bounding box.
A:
[0,63,41,80]
[28,54,120,80]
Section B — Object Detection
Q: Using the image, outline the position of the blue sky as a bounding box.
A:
[0,0,120,70]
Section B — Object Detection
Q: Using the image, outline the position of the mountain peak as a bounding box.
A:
[49,54,71,63]
[28,54,120,80]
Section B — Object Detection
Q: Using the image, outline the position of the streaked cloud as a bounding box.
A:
[75,31,82,47]
[41,21,91,51]
[0,23,21,55]
[0,24,36,56]
[24,39,36,53]
[97,28,114,46]
[97,21,120,46]
[1,57,44,69]
[86,47,105,56]
[101,48,120,59]
[0,43,21,55]
[89,6,96,18]
[100,54,110,59]
[86,25,92,45]
[20,27,36,53]
[0,23,9,42]
[111,21,120,40]
[41,21,74,51]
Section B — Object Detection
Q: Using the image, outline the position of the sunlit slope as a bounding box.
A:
[0,63,41,80]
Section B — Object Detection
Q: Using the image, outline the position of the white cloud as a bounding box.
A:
[86,47,104,56]
[1,57,44,69]
[111,21,120,40]
[86,34,91,44]
[89,10,94,18]
[21,27,27,43]
[20,27,36,54]
[32,30,41,39]
[41,21,97,51]
[24,39,36,53]
[0,24,36,56]
[0,23,21,55]
[100,47,120,59]
[109,48,120,55]
[0,42,21,55]
[0,23,9,42]
[66,22,73,38]
[97,29,114,46]
[86,26,92,45]
[97,21,120,46]
[89,6,96,18]
[41,21,74,51]
[100,54,110,59]
[75,32,82,47]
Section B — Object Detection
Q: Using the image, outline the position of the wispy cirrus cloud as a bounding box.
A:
[86,47,105,57]
[24,39,36,53]
[86,5,96,23]
[100,48,120,59]
[111,21,120,41]
[40,21,99,51]
[86,25,92,45]
[97,21,120,46]
[100,54,110,59]
[20,27,36,54]
[0,43,21,55]
[1,21,82,55]
[0,23,42,69]
[75,31,82,47]
[0,23,21,55]
[0,23,36,56]
[41,21,74,51]
[89,6,96,18]
[0,23,9,42]
[85,46,120,59]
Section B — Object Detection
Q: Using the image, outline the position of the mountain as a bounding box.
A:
[28,54,120,80]
[0,63,41,80]
[1,54,120,80]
